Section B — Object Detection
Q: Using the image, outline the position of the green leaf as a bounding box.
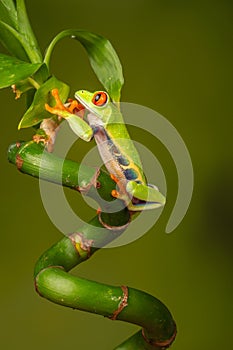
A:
[0,0,18,28]
[44,30,124,102]
[0,1,42,63]
[33,63,49,85]
[0,20,28,61]
[0,53,42,89]
[76,31,124,102]
[18,76,70,129]
[15,0,42,62]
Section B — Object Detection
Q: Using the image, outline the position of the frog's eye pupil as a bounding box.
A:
[95,94,101,102]
[92,91,108,106]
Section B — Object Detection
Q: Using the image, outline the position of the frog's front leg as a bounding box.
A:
[45,89,93,142]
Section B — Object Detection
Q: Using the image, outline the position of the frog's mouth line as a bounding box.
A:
[75,93,97,116]
[131,197,160,206]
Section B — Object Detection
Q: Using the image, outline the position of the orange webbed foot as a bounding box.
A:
[45,89,84,117]
[45,89,65,115]
[67,98,84,116]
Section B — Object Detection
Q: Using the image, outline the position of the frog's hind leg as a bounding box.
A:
[110,174,130,206]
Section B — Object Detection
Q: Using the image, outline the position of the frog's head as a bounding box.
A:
[75,90,112,122]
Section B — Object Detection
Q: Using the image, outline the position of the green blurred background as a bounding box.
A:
[1,0,232,349]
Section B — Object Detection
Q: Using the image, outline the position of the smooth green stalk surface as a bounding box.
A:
[8,141,177,349]
[8,141,130,227]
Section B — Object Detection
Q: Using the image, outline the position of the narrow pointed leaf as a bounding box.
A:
[0,0,17,28]
[16,0,42,62]
[0,53,42,89]
[0,20,29,61]
[18,76,70,129]
[44,30,124,102]
[73,31,124,102]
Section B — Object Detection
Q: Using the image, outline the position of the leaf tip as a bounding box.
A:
[18,120,22,130]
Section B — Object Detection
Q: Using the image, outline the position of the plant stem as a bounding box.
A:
[3,0,176,346]
[8,141,176,349]
[27,77,40,89]
[8,141,130,226]
[34,229,176,349]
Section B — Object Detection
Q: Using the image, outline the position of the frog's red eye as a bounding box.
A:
[92,91,108,107]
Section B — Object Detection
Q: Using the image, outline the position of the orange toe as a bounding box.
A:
[111,189,119,198]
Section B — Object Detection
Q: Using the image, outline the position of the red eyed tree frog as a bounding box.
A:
[45,89,166,211]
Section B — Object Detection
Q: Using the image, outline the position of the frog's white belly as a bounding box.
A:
[94,125,128,182]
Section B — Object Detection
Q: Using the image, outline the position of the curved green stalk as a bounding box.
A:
[7,141,130,225]
[8,141,177,349]
[44,30,71,67]
[34,227,176,350]
[27,77,40,90]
